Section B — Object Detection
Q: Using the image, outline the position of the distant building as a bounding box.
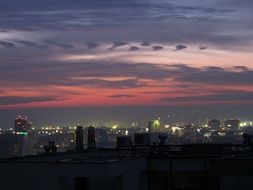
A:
[147,121,152,132]
[224,119,240,131]
[135,133,151,146]
[0,133,26,157]
[95,128,108,147]
[208,119,221,130]
[14,115,31,133]
[147,119,162,133]
[116,136,132,147]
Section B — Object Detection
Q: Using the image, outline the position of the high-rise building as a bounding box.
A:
[14,115,31,133]
[75,125,84,151]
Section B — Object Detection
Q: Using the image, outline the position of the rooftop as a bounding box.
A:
[1,144,253,163]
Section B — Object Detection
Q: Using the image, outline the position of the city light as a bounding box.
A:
[16,132,28,135]
[112,124,118,129]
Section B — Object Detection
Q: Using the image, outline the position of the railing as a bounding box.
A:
[115,144,253,157]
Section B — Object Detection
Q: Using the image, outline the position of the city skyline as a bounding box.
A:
[0,105,253,129]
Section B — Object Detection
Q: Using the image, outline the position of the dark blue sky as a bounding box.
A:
[0,0,252,128]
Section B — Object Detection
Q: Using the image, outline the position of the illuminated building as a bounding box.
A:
[14,115,31,133]
[171,126,183,136]
[240,121,253,128]
[147,119,162,133]
[153,119,161,132]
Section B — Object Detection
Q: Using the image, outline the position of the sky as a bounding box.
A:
[0,0,253,127]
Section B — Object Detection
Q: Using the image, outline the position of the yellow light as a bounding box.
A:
[153,120,160,126]
[112,124,118,129]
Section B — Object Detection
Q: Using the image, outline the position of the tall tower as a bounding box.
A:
[75,125,84,151]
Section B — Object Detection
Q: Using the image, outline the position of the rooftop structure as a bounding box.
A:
[1,144,253,190]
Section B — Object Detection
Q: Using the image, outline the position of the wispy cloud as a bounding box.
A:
[85,42,99,49]
[14,40,47,48]
[0,96,66,106]
[152,46,163,51]
[44,40,75,49]
[175,45,187,51]
[108,94,135,98]
[129,46,140,51]
[0,41,16,48]
[160,91,253,103]
[108,41,128,50]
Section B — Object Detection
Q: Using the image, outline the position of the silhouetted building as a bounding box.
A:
[208,119,221,130]
[43,141,57,155]
[147,119,162,133]
[224,119,240,131]
[75,125,84,151]
[95,128,108,147]
[87,125,96,149]
[135,133,151,146]
[116,136,132,147]
[1,144,253,190]
[0,133,26,157]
